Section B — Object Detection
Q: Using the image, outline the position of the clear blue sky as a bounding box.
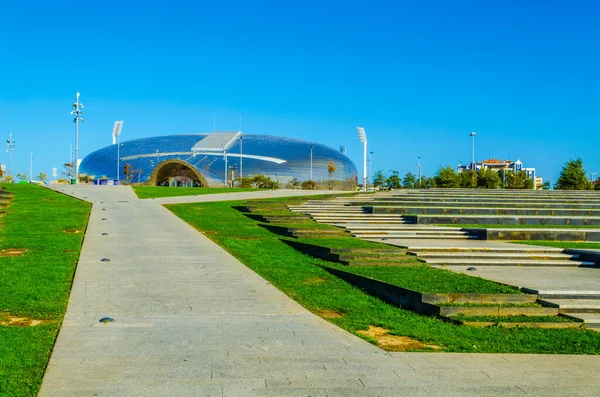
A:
[1,0,599,183]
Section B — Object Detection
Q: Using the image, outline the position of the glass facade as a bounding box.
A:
[79,134,358,186]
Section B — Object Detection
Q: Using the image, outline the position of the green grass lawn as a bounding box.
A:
[326,264,520,294]
[132,185,260,199]
[0,184,91,396]
[514,241,600,249]
[167,198,600,354]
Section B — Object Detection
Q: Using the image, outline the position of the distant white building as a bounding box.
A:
[458,158,542,189]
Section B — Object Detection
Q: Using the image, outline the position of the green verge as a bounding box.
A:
[132,186,260,199]
[514,241,600,249]
[167,198,600,354]
[0,184,91,396]
[325,264,520,294]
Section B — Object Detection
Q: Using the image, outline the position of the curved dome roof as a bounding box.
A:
[79,134,357,186]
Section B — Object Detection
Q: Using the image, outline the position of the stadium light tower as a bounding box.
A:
[70,92,84,184]
[112,121,124,182]
[5,132,15,177]
[310,146,314,182]
[469,131,476,170]
[356,127,367,192]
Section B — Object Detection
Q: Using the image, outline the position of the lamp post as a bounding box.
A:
[239,136,243,180]
[469,131,476,170]
[592,172,597,182]
[68,143,73,179]
[117,143,122,182]
[416,157,422,188]
[224,151,228,187]
[309,145,314,181]
[5,132,15,177]
[356,127,367,192]
[29,150,33,181]
[70,92,84,184]
[369,151,373,188]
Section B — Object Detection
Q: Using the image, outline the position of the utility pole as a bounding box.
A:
[416,157,422,188]
[5,132,15,176]
[70,92,84,184]
[469,131,476,170]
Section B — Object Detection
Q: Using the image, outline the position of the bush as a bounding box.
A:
[301,180,317,190]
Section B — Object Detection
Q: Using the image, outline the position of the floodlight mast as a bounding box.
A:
[356,127,367,192]
[5,132,15,177]
[70,92,84,184]
[469,131,476,170]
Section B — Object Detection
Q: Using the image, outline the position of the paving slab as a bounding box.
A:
[38,185,600,396]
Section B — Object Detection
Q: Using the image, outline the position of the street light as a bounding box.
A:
[239,135,243,180]
[591,172,597,182]
[416,157,422,188]
[117,143,122,182]
[309,145,314,181]
[68,143,73,179]
[469,131,476,170]
[356,127,367,192]
[369,151,374,188]
[70,92,84,184]
[29,150,33,181]
[5,132,15,177]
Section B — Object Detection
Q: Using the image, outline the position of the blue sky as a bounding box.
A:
[1,0,599,183]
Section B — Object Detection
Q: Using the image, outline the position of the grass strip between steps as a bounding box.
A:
[0,184,91,396]
[514,241,600,249]
[167,197,600,354]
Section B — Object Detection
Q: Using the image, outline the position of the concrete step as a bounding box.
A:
[405,214,600,226]
[353,233,475,240]
[562,312,600,327]
[319,220,411,225]
[538,299,600,313]
[371,201,600,209]
[352,229,469,236]
[371,206,600,217]
[310,214,405,218]
[426,258,594,266]
[414,252,579,260]
[407,246,564,253]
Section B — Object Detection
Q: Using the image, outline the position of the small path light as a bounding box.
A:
[99,317,115,323]
[100,258,111,262]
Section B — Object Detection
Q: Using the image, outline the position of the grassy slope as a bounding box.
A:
[167,199,600,354]
[0,185,90,396]
[132,186,259,199]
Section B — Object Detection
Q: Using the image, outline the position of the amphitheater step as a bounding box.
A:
[426,258,594,266]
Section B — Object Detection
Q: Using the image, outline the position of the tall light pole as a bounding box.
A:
[469,131,476,170]
[356,127,367,192]
[5,132,15,177]
[591,172,597,182]
[310,145,314,181]
[68,143,73,179]
[70,92,84,184]
[369,151,374,188]
[239,135,243,180]
[416,157,422,188]
[29,150,33,181]
[112,121,124,182]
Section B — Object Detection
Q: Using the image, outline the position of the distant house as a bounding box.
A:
[458,158,542,190]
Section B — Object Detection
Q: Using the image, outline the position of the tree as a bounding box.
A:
[372,170,386,188]
[402,172,417,189]
[386,170,401,189]
[286,178,300,189]
[477,168,501,189]
[420,176,435,189]
[555,158,592,190]
[327,161,336,190]
[434,166,459,188]
[16,172,28,181]
[36,172,47,182]
[250,174,278,189]
[459,169,477,188]
[542,180,552,190]
[123,163,133,182]
[504,170,533,189]
[301,180,317,190]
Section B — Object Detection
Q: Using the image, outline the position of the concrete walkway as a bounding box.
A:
[40,186,600,396]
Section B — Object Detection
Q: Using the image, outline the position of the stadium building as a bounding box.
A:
[79,132,358,187]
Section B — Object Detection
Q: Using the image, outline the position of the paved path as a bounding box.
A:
[39,186,600,396]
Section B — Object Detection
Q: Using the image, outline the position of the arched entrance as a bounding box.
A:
[147,160,208,187]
